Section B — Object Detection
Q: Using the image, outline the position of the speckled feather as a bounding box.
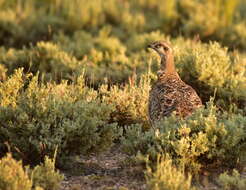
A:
[147,41,202,124]
[148,73,202,123]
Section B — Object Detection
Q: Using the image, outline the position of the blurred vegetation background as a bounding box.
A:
[0,1,246,189]
[0,0,246,48]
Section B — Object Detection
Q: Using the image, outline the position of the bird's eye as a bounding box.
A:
[164,47,168,51]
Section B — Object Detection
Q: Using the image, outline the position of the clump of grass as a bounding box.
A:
[0,153,33,190]
[145,154,195,190]
[218,169,246,190]
[0,152,63,190]
[31,150,64,190]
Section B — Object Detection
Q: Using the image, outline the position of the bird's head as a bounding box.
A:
[147,41,172,58]
[147,41,176,73]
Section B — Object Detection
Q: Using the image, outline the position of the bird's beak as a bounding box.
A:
[147,44,154,50]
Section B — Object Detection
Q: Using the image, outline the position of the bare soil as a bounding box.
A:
[59,146,146,190]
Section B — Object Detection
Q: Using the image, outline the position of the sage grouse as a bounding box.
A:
[147,41,202,124]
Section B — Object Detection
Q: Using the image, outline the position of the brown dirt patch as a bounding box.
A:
[59,146,146,190]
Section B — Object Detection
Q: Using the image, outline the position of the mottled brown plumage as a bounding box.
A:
[147,41,202,124]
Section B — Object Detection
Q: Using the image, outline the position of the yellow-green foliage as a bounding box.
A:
[53,27,132,84]
[0,42,83,82]
[172,39,246,111]
[0,0,245,49]
[145,155,195,190]
[218,169,246,190]
[178,0,239,36]
[0,68,24,107]
[0,26,245,112]
[32,154,63,190]
[122,101,246,174]
[0,153,32,190]
[0,0,62,47]
[0,71,118,164]
[0,153,62,190]
[99,75,150,126]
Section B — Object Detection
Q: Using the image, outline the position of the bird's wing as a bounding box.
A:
[158,82,179,116]
[175,83,202,117]
[148,82,178,122]
[149,80,202,121]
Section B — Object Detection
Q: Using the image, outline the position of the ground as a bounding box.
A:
[59,146,146,190]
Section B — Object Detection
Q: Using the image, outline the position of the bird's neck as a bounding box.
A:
[160,54,176,74]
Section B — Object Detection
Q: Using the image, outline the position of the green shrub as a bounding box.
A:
[0,68,25,107]
[100,75,150,127]
[0,41,83,82]
[0,71,118,164]
[178,0,239,37]
[215,22,246,50]
[218,169,246,190]
[0,8,24,47]
[54,30,167,85]
[0,152,63,190]
[0,0,246,50]
[0,153,32,190]
[145,154,195,190]
[54,28,133,84]
[122,101,246,174]
[32,152,63,190]
[0,0,63,47]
